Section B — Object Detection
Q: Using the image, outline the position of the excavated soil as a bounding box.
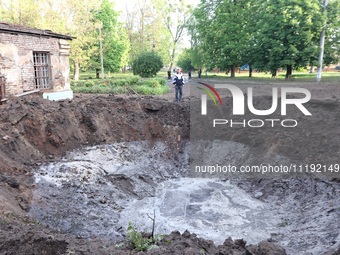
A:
[0,78,339,255]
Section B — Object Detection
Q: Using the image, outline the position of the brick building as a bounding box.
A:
[0,22,74,101]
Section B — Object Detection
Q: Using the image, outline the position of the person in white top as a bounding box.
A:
[172,68,185,102]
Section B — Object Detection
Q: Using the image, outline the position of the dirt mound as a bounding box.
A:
[0,218,286,255]
[0,94,189,173]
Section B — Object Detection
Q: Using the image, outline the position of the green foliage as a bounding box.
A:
[89,0,130,72]
[71,81,86,87]
[192,0,251,76]
[116,79,127,87]
[127,222,153,252]
[250,0,323,76]
[177,49,195,72]
[159,0,192,70]
[134,86,153,95]
[153,78,166,86]
[190,0,331,78]
[143,79,160,88]
[70,76,167,95]
[132,51,163,78]
[128,76,142,85]
[134,85,169,95]
[323,0,340,66]
[85,80,95,87]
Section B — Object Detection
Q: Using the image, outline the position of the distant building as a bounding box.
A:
[0,22,74,102]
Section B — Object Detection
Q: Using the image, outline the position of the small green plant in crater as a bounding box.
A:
[127,222,152,251]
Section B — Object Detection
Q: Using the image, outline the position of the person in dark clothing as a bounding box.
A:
[173,68,184,102]
[167,70,171,80]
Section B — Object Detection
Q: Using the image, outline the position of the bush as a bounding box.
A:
[132,51,163,78]
[71,81,86,87]
[116,79,127,86]
[153,78,166,86]
[134,85,153,95]
[134,84,169,95]
[85,80,94,87]
[143,79,160,88]
[98,80,114,87]
[128,76,141,86]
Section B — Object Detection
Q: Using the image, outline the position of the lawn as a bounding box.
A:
[75,69,340,83]
[196,71,340,83]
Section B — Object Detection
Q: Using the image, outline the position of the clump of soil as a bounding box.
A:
[0,217,287,255]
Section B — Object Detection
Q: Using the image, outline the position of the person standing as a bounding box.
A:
[173,68,184,102]
[167,70,171,80]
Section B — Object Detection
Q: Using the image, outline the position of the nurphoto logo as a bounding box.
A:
[198,83,312,128]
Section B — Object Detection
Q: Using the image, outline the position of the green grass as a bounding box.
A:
[197,71,340,83]
[74,69,340,84]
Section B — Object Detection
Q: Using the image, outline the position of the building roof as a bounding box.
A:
[0,22,75,40]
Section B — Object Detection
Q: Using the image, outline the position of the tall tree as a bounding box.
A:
[323,0,340,67]
[252,0,323,79]
[192,0,251,78]
[123,0,171,65]
[90,0,130,77]
[64,0,100,80]
[0,0,42,27]
[160,0,192,71]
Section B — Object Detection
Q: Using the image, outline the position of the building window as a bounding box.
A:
[33,52,50,89]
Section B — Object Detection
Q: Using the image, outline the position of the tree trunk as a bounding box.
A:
[96,69,100,79]
[271,69,277,78]
[285,65,292,79]
[249,66,252,78]
[73,62,79,81]
[169,48,176,71]
[230,65,235,78]
[310,66,314,73]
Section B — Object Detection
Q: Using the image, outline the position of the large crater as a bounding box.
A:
[30,140,339,255]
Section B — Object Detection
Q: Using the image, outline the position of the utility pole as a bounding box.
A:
[316,0,328,83]
[99,26,104,80]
